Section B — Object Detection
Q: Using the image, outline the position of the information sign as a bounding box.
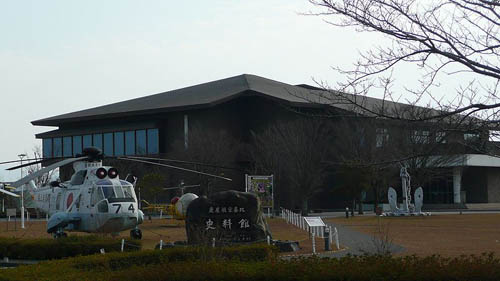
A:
[303,217,326,227]
[6,208,16,217]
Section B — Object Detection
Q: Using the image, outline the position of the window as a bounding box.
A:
[136,130,146,155]
[125,131,135,155]
[376,128,389,148]
[104,133,113,156]
[53,138,62,157]
[93,134,103,150]
[147,129,159,154]
[73,136,82,156]
[114,132,124,156]
[436,131,447,143]
[411,130,430,144]
[464,133,479,141]
[63,137,72,157]
[91,186,104,206]
[70,170,87,185]
[83,135,92,149]
[43,138,52,158]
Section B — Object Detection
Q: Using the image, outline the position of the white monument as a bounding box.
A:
[383,167,430,216]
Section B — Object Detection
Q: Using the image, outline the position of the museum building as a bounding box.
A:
[32,74,500,208]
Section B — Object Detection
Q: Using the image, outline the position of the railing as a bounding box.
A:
[280,208,339,250]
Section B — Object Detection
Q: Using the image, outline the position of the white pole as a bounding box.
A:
[334,227,340,250]
[121,239,125,252]
[18,154,26,229]
[21,185,24,229]
[160,209,163,219]
[212,237,216,248]
[267,235,270,245]
[329,226,333,245]
[312,228,316,254]
[160,240,163,250]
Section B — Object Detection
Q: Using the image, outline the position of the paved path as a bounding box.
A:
[318,221,405,258]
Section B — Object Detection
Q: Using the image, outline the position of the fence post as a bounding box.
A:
[329,226,333,245]
[334,227,340,250]
[312,228,316,254]
[121,239,125,252]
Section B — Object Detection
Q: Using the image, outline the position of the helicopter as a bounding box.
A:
[1,147,232,239]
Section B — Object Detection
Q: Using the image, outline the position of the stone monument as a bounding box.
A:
[185,190,272,245]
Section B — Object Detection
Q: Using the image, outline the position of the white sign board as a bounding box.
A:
[303,217,326,227]
[6,208,16,217]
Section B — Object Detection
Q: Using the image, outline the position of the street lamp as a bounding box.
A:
[18,153,27,229]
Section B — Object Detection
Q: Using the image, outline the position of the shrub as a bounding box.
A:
[0,235,141,260]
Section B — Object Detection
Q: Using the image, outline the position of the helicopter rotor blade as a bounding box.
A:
[122,156,243,171]
[0,157,55,165]
[10,156,88,188]
[118,157,233,182]
[0,188,20,198]
[164,184,200,190]
[7,159,47,170]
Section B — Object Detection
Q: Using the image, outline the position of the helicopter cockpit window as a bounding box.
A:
[96,180,135,203]
[70,170,87,185]
[121,181,135,200]
[91,185,105,206]
[101,185,116,199]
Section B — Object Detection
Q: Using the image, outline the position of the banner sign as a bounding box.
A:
[245,175,273,209]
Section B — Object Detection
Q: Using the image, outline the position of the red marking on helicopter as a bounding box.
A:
[67,193,73,209]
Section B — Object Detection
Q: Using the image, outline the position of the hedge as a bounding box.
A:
[0,235,141,260]
[2,249,500,281]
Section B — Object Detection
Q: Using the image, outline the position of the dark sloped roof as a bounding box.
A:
[31,74,329,126]
[31,73,449,127]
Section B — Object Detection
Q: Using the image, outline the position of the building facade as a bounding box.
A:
[33,74,500,209]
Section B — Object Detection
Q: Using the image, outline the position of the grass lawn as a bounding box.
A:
[0,216,337,256]
[326,213,500,257]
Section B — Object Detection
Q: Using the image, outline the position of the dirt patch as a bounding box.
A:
[326,213,500,257]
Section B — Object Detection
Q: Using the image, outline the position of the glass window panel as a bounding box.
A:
[125,131,135,155]
[101,185,116,199]
[43,138,52,158]
[147,129,159,154]
[73,136,82,156]
[83,134,92,149]
[114,185,125,198]
[63,137,72,157]
[136,130,146,155]
[114,132,124,156]
[103,133,113,156]
[53,138,62,157]
[93,134,103,150]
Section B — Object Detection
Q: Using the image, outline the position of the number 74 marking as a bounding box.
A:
[112,204,135,213]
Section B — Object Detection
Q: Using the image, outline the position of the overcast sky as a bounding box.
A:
[0,0,459,181]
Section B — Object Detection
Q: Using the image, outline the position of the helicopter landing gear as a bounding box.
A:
[54,229,67,239]
[130,228,142,240]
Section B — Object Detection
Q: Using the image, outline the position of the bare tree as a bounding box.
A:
[308,0,499,129]
[250,117,333,214]
[25,145,58,186]
[137,173,166,204]
[169,124,241,196]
